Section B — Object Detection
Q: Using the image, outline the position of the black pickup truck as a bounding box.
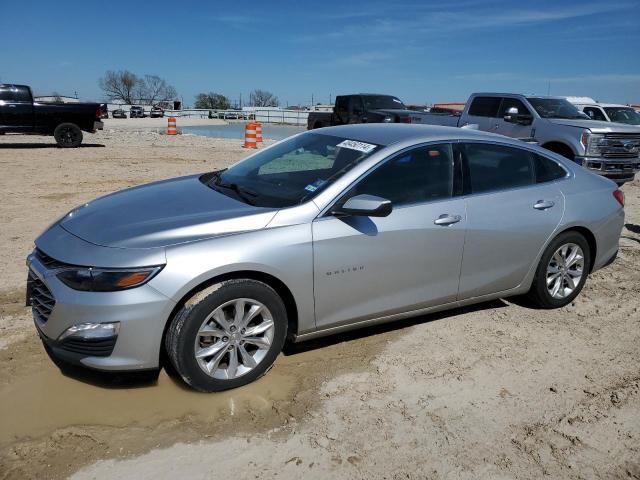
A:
[0,84,103,147]
[307,94,432,130]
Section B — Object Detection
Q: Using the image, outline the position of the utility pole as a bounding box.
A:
[547,80,551,96]
[239,93,243,109]
[329,93,332,105]
[311,93,314,107]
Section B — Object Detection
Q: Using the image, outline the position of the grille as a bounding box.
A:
[35,248,73,270]
[59,337,117,357]
[602,133,640,159]
[28,270,55,324]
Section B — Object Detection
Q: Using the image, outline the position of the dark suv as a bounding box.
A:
[129,106,145,118]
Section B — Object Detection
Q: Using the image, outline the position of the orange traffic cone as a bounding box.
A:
[255,122,263,144]
[167,117,177,135]
[243,122,257,148]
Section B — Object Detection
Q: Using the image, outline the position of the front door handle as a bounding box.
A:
[533,200,555,210]
[434,214,462,226]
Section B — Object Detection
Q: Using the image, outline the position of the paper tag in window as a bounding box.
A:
[304,179,326,192]
[336,140,377,153]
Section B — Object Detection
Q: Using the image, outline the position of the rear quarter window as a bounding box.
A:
[534,154,568,183]
[468,97,501,117]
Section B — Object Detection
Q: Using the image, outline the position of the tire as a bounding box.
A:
[525,231,591,309]
[165,279,287,392]
[544,143,575,161]
[54,123,83,148]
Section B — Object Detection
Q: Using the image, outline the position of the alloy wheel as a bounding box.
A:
[546,243,584,299]
[194,298,275,380]
[60,127,79,146]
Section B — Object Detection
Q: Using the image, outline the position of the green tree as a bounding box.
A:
[194,92,231,109]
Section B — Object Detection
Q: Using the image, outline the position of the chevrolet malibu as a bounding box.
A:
[27,124,624,391]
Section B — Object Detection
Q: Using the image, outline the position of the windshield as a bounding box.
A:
[604,107,640,125]
[208,133,381,208]
[362,95,406,110]
[526,98,588,119]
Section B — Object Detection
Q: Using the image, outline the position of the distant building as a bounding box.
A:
[309,104,333,112]
[431,102,465,113]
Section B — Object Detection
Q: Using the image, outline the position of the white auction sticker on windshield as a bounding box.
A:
[336,140,377,153]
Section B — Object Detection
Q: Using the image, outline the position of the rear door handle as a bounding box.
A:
[533,200,555,210]
[434,214,462,226]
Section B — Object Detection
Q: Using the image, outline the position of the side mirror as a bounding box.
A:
[332,194,392,217]
[503,107,519,123]
[504,107,533,125]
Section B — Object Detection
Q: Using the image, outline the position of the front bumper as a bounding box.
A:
[576,156,639,183]
[27,252,176,371]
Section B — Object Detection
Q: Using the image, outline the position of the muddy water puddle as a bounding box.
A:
[0,358,296,446]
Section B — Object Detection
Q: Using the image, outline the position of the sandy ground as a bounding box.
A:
[0,129,639,480]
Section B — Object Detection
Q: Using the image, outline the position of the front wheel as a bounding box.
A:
[165,279,287,392]
[54,123,83,148]
[526,231,591,309]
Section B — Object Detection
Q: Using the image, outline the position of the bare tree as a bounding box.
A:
[194,92,231,110]
[136,74,177,105]
[98,70,138,104]
[249,89,279,107]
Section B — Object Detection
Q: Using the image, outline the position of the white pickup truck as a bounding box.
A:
[565,97,640,127]
[420,93,640,185]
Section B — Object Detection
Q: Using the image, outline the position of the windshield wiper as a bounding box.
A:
[212,176,258,205]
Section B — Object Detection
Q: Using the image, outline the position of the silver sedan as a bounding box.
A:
[27,124,625,391]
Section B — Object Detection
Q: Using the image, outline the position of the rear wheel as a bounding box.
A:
[526,231,590,308]
[54,123,83,148]
[165,279,287,392]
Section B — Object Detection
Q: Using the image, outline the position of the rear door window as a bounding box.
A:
[462,143,535,193]
[349,96,364,116]
[0,86,31,102]
[335,97,349,120]
[468,97,501,117]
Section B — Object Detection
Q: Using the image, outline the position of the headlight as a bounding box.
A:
[581,131,606,156]
[56,266,163,292]
[383,115,393,123]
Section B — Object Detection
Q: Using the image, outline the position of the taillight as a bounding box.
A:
[96,107,102,120]
[402,116,412,123]
[613,189,625,207]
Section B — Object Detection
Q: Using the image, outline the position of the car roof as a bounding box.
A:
[337,93,400,97]
[313,123,515,147]
[471,92,570,100]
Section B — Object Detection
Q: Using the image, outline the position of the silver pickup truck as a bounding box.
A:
[420,93,640,185]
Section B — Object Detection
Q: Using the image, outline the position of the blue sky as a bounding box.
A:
[1,0,639,106]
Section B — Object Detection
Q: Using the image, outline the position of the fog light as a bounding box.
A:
[58,322,120,341]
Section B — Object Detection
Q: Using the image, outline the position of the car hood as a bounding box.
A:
[547,118,640,133]
[59,174,278,249]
